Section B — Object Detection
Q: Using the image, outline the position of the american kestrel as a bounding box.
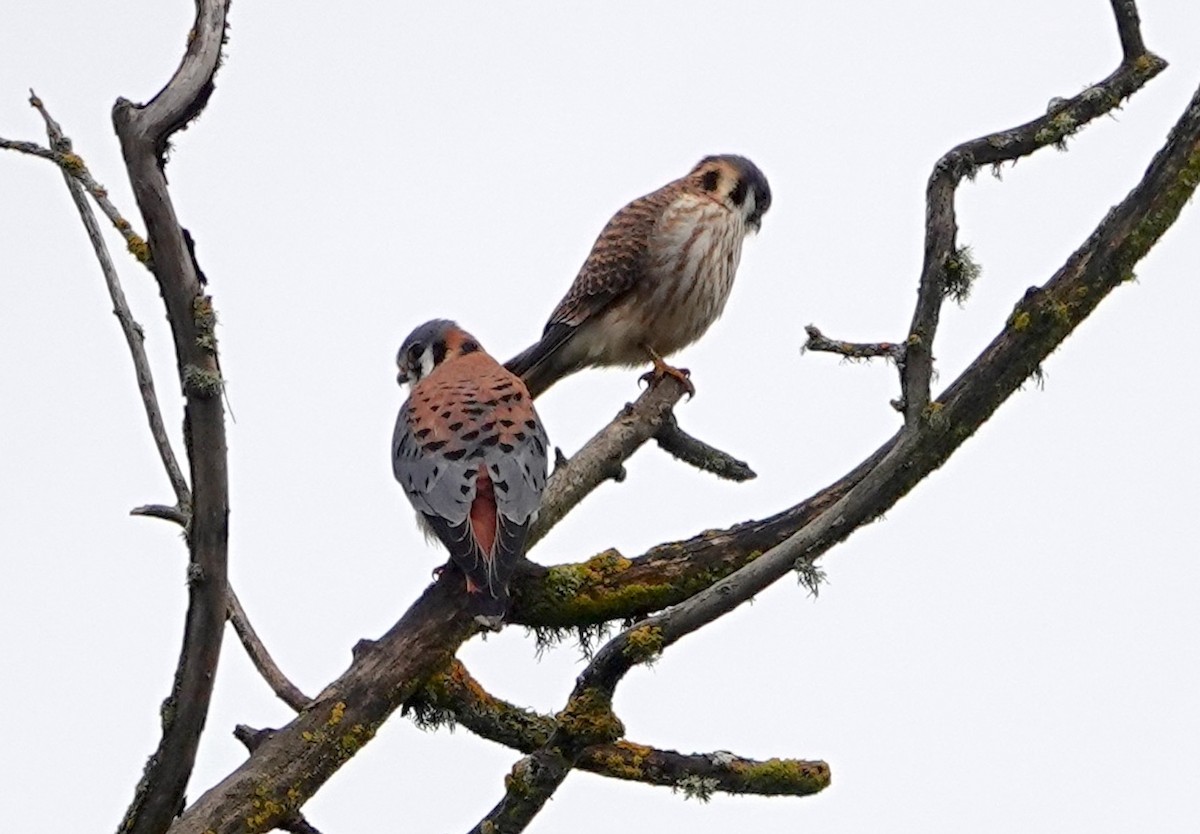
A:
[505,154,771,398]
[392,319,549,628]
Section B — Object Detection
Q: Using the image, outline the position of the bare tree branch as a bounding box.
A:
[131,503,192,526]
[26,93,191,512]
[527,376,689,548]
[227,587,312,712]
[653,412,756,481]
[802,325,906,364]
[897,2,1165,423]
[409,660,828,798]
[1111,0,1147,60]
[0,98,152,268]
[111,2,234,833]
[128,501,311,711]
[526,372,758,552]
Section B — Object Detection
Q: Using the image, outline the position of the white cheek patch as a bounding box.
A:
[419,347,436,380]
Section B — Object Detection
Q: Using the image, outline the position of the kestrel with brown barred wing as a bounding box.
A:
[392,320,548,628]
[506,155,771,398]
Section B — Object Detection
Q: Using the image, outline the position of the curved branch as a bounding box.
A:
[112,3,234,834]
[227,587,312,712]
[410,660,827,798]
[899,5,1165,423]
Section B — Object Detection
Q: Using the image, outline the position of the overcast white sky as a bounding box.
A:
[2,2,1199,832]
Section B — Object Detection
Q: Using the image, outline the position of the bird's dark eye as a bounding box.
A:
[431,340,448,366]
[406,342,424,365]
[729,178,749,207]
[700,170,720,192]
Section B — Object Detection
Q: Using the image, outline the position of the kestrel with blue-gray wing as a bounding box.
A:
[393,320,548,628]
[506,155,771,398]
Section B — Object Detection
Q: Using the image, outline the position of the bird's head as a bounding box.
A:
[396,319,481,387]
[690,154,772,233]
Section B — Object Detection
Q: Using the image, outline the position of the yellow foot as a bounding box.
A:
[639,354,695,398]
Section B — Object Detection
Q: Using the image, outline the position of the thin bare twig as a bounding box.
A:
[28,93,191,512]
[0,95,153,268]
[132,500,311,711]
[131,504,192,526]
[802,325,906,363]
[227,587,311,711]
[653,412,756,481]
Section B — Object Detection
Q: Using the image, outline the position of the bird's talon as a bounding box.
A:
[640,357,695,398]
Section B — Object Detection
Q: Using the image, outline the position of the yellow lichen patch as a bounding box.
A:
[731,757,832,795]
[1011,311,1031,331]
[504,764,533,798]
[557,688,624,747]
[59,152,85,173]
[244,784,292,833]
[327,701,346,727]
[589,740,651,780]
[126,234,150,264]
[922,400,948,431]
[622,625,664,664]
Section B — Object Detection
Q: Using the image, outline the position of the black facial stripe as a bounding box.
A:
[730,178,749,207]
[700,170,720,192]
[755,185,772,212]
[432,339,448,366]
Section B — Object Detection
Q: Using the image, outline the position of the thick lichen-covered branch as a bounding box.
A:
[408,660,828,798]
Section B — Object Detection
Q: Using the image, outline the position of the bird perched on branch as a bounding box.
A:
[506,154,771,398]
[392,319,549,628]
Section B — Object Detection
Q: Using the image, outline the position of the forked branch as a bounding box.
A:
[410,660,827,799]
